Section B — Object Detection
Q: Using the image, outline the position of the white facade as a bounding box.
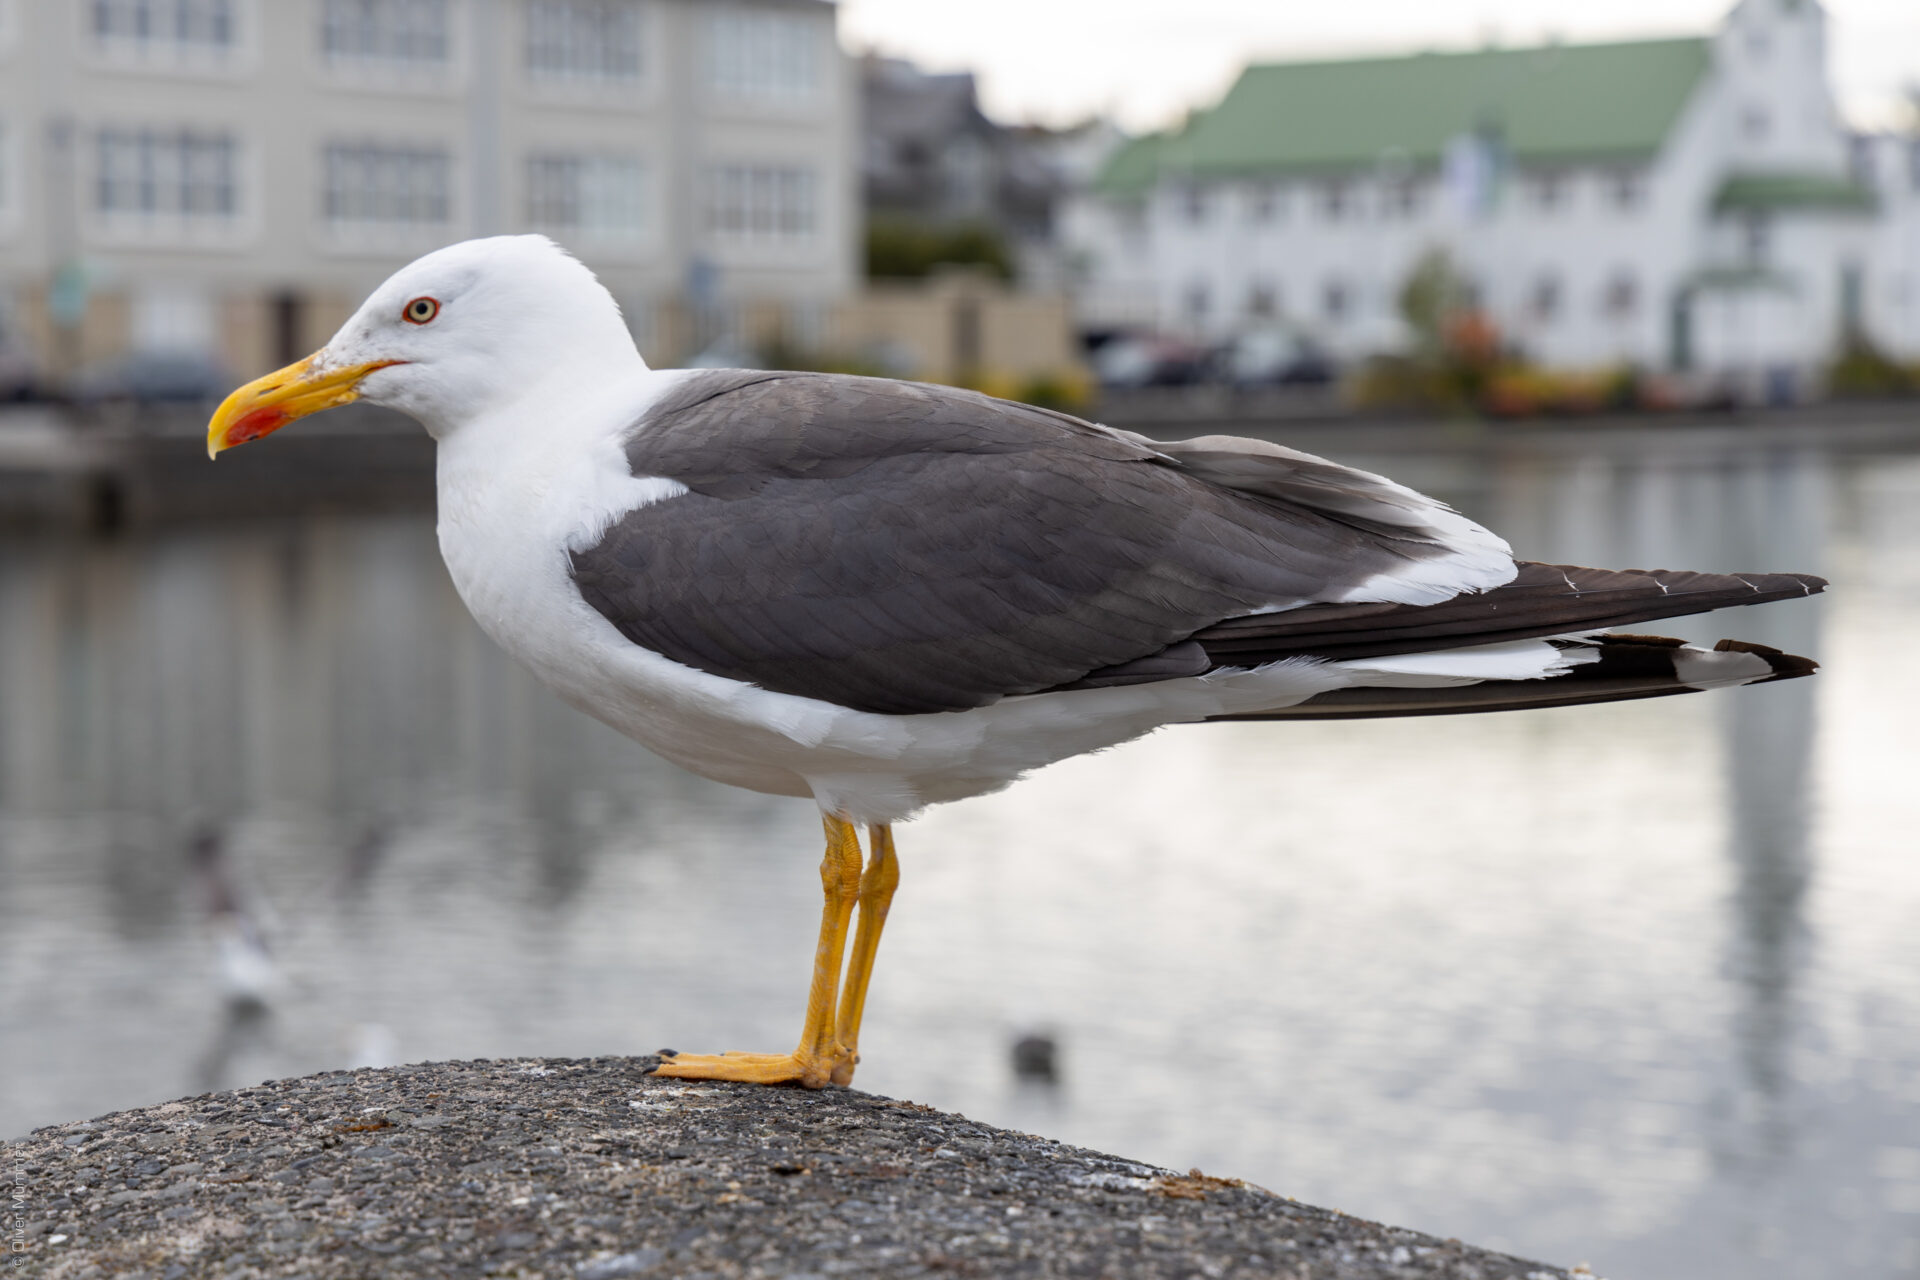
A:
[0,0,858,376]
[1855,131,1920,359]
[1069,0,1915,389]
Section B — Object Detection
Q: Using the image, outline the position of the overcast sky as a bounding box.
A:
[837,0,1920,134]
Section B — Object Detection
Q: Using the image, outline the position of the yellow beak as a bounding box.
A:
[205,353,402,459]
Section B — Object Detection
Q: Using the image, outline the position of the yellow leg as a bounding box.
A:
[653,814,864,1088]
[829,823,901,1086]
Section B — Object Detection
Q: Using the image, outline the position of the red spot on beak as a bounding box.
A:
[228,405,291,446]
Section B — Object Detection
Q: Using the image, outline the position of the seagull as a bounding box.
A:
[205,236,1824,1089]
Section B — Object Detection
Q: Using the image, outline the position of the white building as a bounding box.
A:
[1067,0,1920,392]
[0,0,858,380]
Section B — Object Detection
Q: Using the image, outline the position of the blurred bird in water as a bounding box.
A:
[205,236,1825,1089]
[1011,1033,1061,1085]
[188,824,282,1012]
[188,824,282,1093]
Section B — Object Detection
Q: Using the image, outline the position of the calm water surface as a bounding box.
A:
[2,426,1917,1278]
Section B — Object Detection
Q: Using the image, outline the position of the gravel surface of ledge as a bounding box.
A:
[5,1056,1593,1279]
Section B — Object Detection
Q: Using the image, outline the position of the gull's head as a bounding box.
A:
[207,235,642,456]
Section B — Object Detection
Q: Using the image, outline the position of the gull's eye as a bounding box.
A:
[403,296,440,325]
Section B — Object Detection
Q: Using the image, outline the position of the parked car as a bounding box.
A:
[0,342,39,402]
[66,351,233,410]
[1217,327,1336,387]
[1091,334,1211,389]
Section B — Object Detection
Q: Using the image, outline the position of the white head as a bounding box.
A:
[207,235,645,454]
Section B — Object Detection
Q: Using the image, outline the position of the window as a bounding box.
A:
[527,154,646,240]
[526,0,642,82]
[90,0,236,50]
[1742,213,1770,266]
[95,127,238,219]
[1246,183,1280,224]
[1383,180,1423,219]
[1608,169,1645,212]
[1741,105,1771,143]
[323,142,450,226]
[1602,271,1639,319]
[1529,171,1565,213]
[1322,279,1350,323]
[1529,273,1561,323]
[705,164,815,242]
[1181,186,1208,225]
[1910,140,1920,193]
[1319,182,1351,222]
[1246,279,1278,320]
[321,0,448,64]
[705,8,819,101]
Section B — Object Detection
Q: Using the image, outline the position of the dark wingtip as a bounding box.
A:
[1713,637,1819,678]
[1736,570,1827,598]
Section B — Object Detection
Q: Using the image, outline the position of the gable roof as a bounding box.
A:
[1096,36,1711,193]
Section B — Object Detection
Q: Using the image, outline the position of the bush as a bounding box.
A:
[866,219,1015,282]
[1828,334,1916,398]
[1362,250,1671,417]
[1011,370,1093,411]
[1483,367,1613,418]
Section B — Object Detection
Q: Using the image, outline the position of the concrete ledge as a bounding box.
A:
[6,1057,1589,1279]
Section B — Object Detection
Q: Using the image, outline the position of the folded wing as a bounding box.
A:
[572,371,1517,714]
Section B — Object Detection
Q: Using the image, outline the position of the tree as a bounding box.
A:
[1397,247,1471,356]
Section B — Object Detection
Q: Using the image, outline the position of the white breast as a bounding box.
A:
[430,371,862,797]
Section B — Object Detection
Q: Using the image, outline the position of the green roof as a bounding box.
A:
[1711,171,1877,215]
[1095,36,1710,193]
[1096,132,1168,198]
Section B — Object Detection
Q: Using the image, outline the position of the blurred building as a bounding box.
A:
[862,56,1013,228]
[1069,0,1920,392]
[0,0,858,384]
[860,54,1120,291]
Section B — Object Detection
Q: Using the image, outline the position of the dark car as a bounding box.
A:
[67,350,232,409]
[0,342,40,402]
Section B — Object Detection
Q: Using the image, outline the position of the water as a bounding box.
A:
[2,425,1917,1278]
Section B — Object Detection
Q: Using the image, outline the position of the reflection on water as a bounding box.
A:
[2,429,1917,1280]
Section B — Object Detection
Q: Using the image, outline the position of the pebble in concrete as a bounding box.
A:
[4,1056,1596,1279]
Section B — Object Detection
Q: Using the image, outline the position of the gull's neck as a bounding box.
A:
[423,340,650,440]
[435,352,662,488]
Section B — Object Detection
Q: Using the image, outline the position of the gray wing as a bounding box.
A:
[569,370,1480,715]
